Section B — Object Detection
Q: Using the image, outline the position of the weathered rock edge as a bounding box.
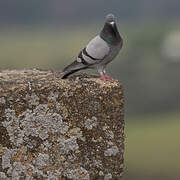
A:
[0,70,125,180]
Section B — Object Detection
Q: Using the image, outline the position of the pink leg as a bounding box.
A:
[103,72,117,82]
[100,74,108,81]
[100,72,117,82]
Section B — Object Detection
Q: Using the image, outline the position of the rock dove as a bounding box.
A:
[61,14,123,81]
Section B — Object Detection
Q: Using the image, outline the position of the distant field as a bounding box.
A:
[123,113,180,180]
[0,25,104,69]
[0,22,167,70]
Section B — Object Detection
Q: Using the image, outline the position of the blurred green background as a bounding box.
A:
[0,1,180,179]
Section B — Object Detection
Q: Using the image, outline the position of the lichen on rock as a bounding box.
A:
[57,136,79,154]
[0,70,125,179]
[0,97,6,105]
[2,104,68,148]
[104,144,119,157]
[85,116,98,130]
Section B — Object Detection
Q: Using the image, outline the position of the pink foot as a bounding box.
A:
[103,73,117,82]
[101,74,108,81]
[101,73,117,82]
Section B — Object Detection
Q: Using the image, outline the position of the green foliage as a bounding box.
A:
[0,26,96,69]
[123,113,180,180]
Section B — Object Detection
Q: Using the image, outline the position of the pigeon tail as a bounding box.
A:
[61,61,87,79]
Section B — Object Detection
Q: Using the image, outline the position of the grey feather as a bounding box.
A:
[86,35,110,60]
[61,61,87,79]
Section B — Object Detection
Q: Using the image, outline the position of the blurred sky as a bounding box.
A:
[1,0,180,25]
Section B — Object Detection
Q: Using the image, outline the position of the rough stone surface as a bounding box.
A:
[0,70,125,179]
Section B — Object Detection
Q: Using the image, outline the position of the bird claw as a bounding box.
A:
[101,74,117,82]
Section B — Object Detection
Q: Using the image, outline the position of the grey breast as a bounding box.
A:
[102,43,122,65]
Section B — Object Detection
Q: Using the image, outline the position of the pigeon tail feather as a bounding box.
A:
[61,61,87,79]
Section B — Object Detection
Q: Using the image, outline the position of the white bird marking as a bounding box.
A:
[76,57,82,63]
[110,21,115,25]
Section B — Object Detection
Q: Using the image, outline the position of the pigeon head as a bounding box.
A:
[100,14,121,45]
[106,14,115,22]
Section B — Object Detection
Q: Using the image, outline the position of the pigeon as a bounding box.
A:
[61,14,123,81]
